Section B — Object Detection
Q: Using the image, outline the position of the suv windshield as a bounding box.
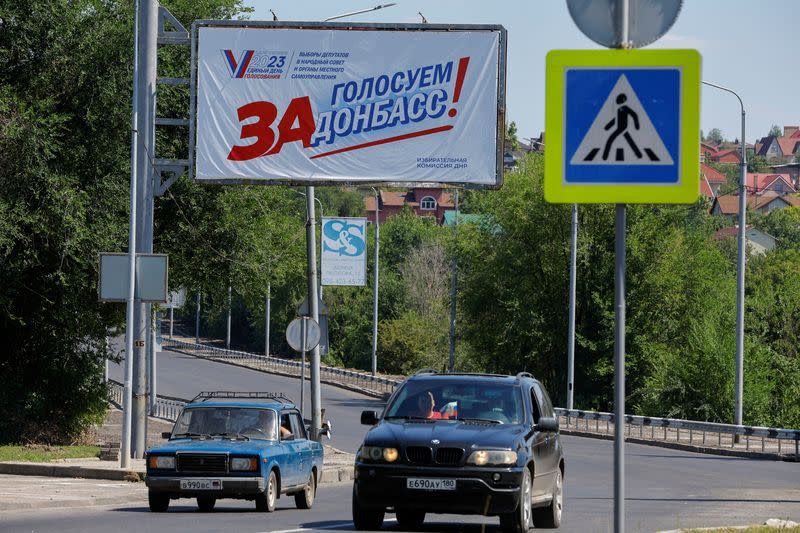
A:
[384,380,524,424]
[172,407,278,440]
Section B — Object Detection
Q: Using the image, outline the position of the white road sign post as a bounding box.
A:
[321,218,367,286]
[286,317,321,419]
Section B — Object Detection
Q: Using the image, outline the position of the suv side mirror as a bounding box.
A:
[536,416,559,432]
[161,431,171,439]
[361,410,379,426]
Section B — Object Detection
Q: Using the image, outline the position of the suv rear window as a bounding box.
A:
[384,380,524,424]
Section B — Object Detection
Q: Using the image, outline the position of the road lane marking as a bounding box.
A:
[262,518,397,533]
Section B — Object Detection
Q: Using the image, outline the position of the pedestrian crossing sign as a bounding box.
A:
[544,49,701,204]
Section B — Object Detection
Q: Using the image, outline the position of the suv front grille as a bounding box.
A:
[406,446,432,465]
[177,453,227,473]
[435,447,464,465]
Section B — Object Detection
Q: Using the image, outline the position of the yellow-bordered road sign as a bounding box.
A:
[544,49,701,204]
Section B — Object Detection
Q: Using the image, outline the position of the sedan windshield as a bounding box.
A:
[384,380,524,424]
[172,407,278,440]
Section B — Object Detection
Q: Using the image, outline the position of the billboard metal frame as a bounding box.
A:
[189,20,507,190]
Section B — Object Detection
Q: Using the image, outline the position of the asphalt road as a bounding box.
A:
[2,433,799,532]
[108,348,383,453]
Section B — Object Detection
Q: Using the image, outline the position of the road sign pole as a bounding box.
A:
[300,317,306,419]
[131,0,157,459]
[305,188,322,439]
[614,203,626,533]
[169,307,174,340]
[567,204,578,410]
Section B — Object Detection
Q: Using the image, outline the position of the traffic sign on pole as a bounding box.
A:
[544,49,700,204]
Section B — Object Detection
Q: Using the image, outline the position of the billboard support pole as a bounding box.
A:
[305,186,322,441]
[265,283,271,357]
[195,290,201,343]
[226,285,232,348]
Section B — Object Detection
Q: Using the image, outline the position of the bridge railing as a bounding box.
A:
[555,407,800,458]
[150,337,799,458]
[162,338,400,396]
[108,379,186,422]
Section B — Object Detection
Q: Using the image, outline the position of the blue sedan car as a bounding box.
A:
[145,391,324,512]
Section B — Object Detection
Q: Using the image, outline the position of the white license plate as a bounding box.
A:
[406,478,456,491]
[180,479,222,490]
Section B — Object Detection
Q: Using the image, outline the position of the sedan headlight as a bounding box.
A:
[358,446,399,463]
[230,457,259,471]
[466,450,518,466]
[148,455,175,469]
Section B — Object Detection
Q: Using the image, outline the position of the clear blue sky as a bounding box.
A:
[243,0,799,144]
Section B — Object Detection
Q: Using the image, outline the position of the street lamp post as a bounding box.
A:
[702,80,747,431]
[371,188,380,376]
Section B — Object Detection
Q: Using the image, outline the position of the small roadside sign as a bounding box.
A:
[286,317,321,353]
[544,49,700,204]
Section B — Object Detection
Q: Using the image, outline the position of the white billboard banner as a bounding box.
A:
[320,217,367,286]
[192,22,506,187]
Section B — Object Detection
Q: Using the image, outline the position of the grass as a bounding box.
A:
[684,526,800,533]
[0,445,101,462]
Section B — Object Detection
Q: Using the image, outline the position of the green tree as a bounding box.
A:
[0,0,248,443]
[705,128,724,144]
[768,124,782,138]
[506,121,519,151]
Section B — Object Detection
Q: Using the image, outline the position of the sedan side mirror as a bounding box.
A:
[161,431,172,439]
[319,419,333,440]
[360,410,379,426]
[536,416,559,433]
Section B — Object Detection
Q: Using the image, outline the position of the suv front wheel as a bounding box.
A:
[499,467,532,533]
[352,484,384,530]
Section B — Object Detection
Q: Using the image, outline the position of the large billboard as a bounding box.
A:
[320,217,367,286]
[191,21,507,188]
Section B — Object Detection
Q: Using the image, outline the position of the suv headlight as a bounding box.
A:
[466,450,518,466]
[148,455,175,469]
[358,446,399,463]
[230,457,259,471]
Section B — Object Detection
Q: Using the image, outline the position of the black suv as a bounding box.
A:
[352,372,563,531]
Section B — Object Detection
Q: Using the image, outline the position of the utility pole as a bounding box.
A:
[195,290,201,344]
[265,283,271,357]
[448,190,459,372]
[702,80,747,433]
[131,0,157,459]
[226,285,232,349]
[371,188,380,376]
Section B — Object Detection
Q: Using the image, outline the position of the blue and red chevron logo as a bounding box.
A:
[222,50,254,78]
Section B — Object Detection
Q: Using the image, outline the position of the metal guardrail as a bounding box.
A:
[147,337,800,458]
[162,338,400,396]
[107,379,186,422]
[555,407,800,458]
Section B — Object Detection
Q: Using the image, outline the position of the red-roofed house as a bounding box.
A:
[700,142,719,163]
[365,188,455,225]
[712,225,776,255]
[708,148,742,164]
[700,163,728,198]
[745,173,796,195]
[755,126,800,162]
[710,192,800,216]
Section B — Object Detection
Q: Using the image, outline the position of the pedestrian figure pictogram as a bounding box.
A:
[601,93,642,161]
[570,74,673,167]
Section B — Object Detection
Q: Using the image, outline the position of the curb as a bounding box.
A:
[0,461,354,485]
[560,428,799,462]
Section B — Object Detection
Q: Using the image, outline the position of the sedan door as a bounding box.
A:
[288,411,313,485]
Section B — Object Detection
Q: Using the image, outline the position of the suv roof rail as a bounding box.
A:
[413,368,439,376]
[516,372,534,379]
[189,391,294,404]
